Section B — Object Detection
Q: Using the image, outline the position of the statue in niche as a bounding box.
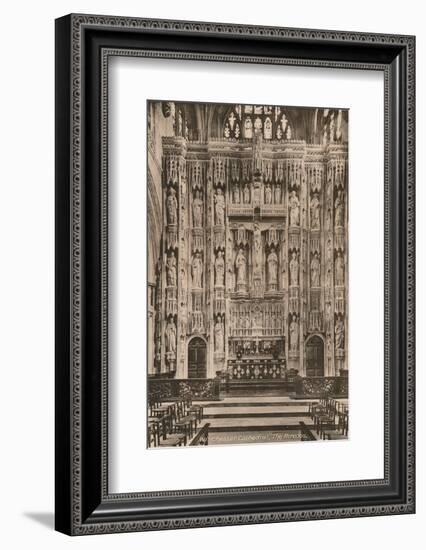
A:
[335,318,345,350]
[267,249,278,287]
[215,188,225,226]
[215,250,225,286]
[191,252,203,288]
[289,190,300,227]
[233,183,240,204]
[335,190,345,228]
[165,318,176,353]
[235,248,247,285]
[310,193,321,230]
[289,314,299,352]
[214,317,224,352]
[166,251,177,287]
[326,301,332,321]
[264,183,272,205]
[310,253,321,287]
[335,251,345,286]
[326,238,333,262]
[243,183,250,204]
[177,110,183,137]
[244,117,253,139]
[326,268,333,289]
[327,336,333,358]
[166,188,178,225]
[274,184,281,204]
[289,251,299,286]
[192,190,203,228]
[253,224,262,275]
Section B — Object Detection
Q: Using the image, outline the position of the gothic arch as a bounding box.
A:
[304,334,325,377]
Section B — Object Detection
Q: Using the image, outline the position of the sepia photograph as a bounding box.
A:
[147,100,349,448]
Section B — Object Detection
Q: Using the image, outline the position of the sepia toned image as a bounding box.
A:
[147,100,348,449]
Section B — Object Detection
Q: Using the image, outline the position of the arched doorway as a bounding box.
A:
[188,338,207,378]
[305,336,324,377]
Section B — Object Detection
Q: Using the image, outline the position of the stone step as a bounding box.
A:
[208,416,313,430]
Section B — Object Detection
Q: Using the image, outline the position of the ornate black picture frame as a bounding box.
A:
[55,14,415,535]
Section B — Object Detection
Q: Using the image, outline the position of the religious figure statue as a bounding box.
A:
[264,183,272,205]
[192,190,203,227]
[215,250,225,286]
[274,184,281,204]
[165,318,176,353]
[177,110,183,136]
[191,252,203,288]
[267,249,278,287]
[253,225,262,275]
[215,188,225,226]
[310,193,321,230]
[166,188,178,225]
[235,248,247,285]
[243,183,250,204]
[214,318,224,352]
[289,190,300,226]
[233,183,240,204]
[289,251,299,286]
[335,252,345,286]
[310,254,321,287]
[166,251,177,287]
[335,190,345,228]
[335,318,345,350]
[289,314,299,352]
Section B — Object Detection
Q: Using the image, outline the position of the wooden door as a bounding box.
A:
[188,338,207,378]
[305,336,324,377]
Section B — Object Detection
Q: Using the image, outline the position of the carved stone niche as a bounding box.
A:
[288,228,300,251]
[191,228,204,253]
[213,227,225,250]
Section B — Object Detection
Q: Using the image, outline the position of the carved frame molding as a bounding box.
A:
[55,13,415,535]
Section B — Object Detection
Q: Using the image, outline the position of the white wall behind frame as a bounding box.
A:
[109,56,384,494]
[0,1,422,550]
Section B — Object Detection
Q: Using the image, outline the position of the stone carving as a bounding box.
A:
[253,224,263,277]
[310,253,321,287]
[310,193,321,230]
[235,248,247,286]
[289,190,300,226]
[264,183,272,204]
[289,251,299,286]
[192,190,203,227]
[214,316,224,352]
[165,318,176,353]
[166,251,177,287]
[335,251,345,286]
[166,188,178,225]
[243,183,250,204]
[191,252,203,288]
[289,314,299,352]
[233,183,240,203]
[274,184,281,204]
[335,190,345,228]
[215,188,225,225]
[215,250,225,286]
[267,249,278,288]
[335,318,345,350]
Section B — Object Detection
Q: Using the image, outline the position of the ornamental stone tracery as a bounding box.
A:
[149,102,348,380]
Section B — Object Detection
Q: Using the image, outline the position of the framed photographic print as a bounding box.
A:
[55,14,415,535]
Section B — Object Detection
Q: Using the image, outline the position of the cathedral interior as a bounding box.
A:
[147,100,349,447]
[148,100,348,383]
